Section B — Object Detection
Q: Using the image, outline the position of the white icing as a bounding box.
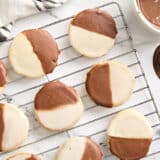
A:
[9,33,44,78]
[2,104,29,151]
[55,137,86,160]
[69,25,115,58]
[35,100,83,131]
[109,61,135,106]
[108,109,153,138]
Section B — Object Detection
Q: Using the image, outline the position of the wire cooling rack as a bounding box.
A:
[0,1,160,160]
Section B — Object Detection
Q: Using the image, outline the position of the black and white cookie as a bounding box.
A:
[7,153,41,160]
[107,109,152,160]
[0,103,29,151]
[86,61,135,107]
[9,29,60,78]
[55,137,102,160]
[69,8,117,58]
[34,81,84,131]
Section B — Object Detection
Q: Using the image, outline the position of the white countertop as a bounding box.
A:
[117,0,160,112]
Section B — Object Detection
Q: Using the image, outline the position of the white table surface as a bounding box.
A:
[0,0,160,159]
[117,0,160,113]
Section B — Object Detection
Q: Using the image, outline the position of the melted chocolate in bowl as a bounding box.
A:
[137,0,160,27]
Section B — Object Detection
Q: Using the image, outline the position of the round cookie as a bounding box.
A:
[7,153,41,160]
[107,109,152,160]
[0,103,29,151]
[86,61,135,107]
[0,60,7,94]
[69,8,117,58]
[9,29,60,78]
[34,81,84,131]
[55,137,102,160]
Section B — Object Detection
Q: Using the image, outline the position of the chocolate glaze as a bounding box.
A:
[109,136,152,160]
[86,63,113,107]
[35,81,78,110]
[71,8,117,39]
[0,104,4,151]
[153,45,160,78]
[0,61,7,87]
[26,155,41,160]
[23,29,60,74]
[81,138,102,160]
[138,0,160,27]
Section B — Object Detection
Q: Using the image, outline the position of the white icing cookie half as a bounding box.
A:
[9,29,60,78]
[107,109,152,160]
[7,153,41,160]
[69,8,117,58]
[55,137,102,160]
[86,61,135,107]
[34,81,84,131]
[0,103,29,152]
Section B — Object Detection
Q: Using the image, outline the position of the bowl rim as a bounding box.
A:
[133,0,160,34]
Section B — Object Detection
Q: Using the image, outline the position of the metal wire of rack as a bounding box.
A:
[0,1,160,160]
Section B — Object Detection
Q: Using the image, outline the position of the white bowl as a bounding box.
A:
[134,0,160,34]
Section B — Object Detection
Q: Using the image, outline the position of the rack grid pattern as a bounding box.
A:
[0,2,160,160]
